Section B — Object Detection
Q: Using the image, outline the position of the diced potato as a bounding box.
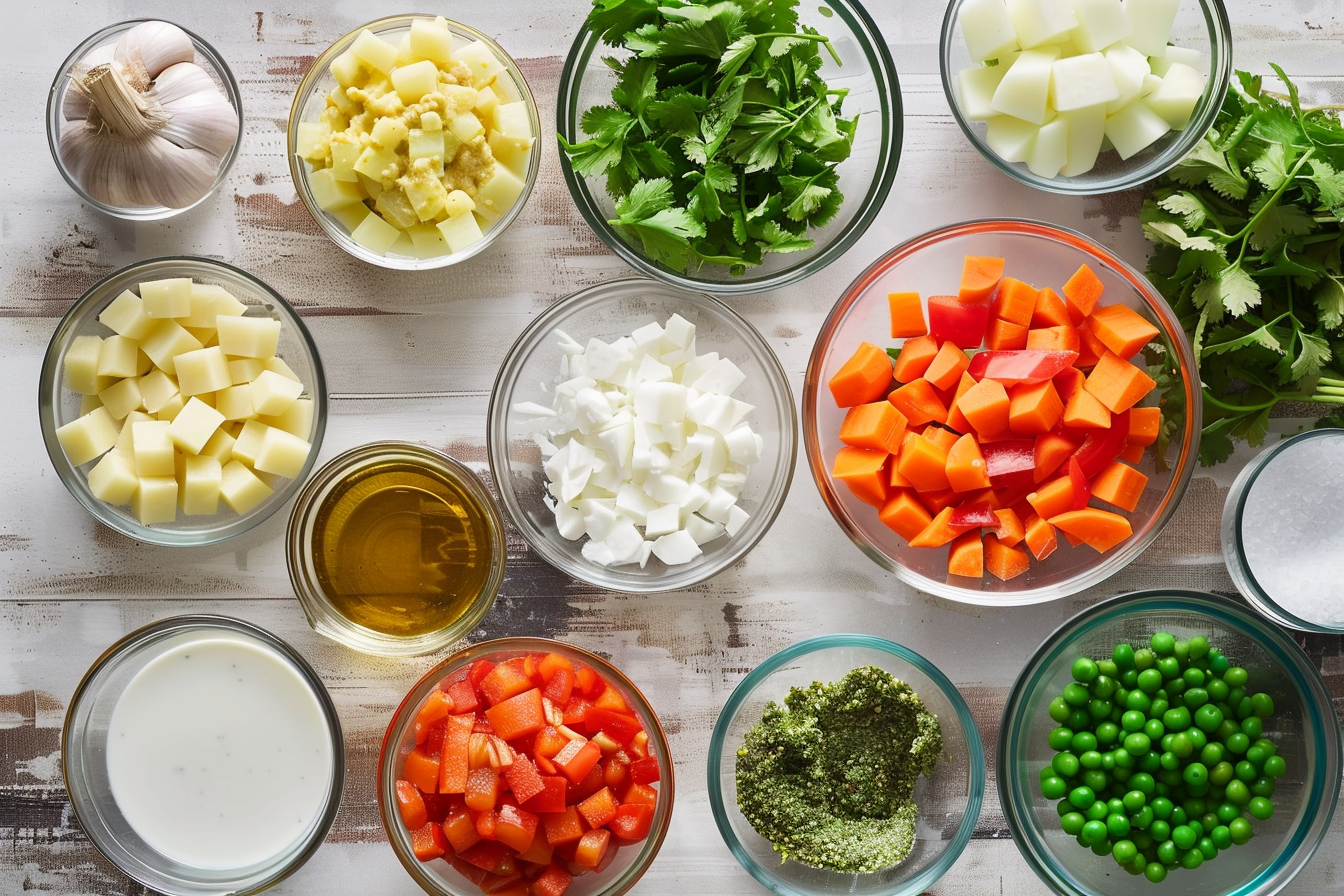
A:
[79,393,104,415]
[1005,0,1078,49]
[1050,52,1119,112]
[986,114,1039,163]
[183,283,246,328]
[258,397,314,438]
[139,369,179,415]
[991,47,1060,125]
[174,346,232,396]
[199,427,237,463]
[1149,44,1202,77]
[254,427,312,479]
[228,358,265,386]
[1123,0,1179,56]
[957,64,1010,121]
[230,420,269,467]
[140,321,204,375]
[443,189,474,218]
[330,142,362,182]
[308,167,365,210]
[358,172,385,200]
[1104,99,1170,159]
[442,85,479,116]
[448,111,485,145]
[329,48,366,89]
[132,476,178,525]
[407,223,449,259]
[295,120,332,160]
[1070,0,1132,53]
[132,420,176,477]
[220,460,272,514]
[99,290,153,340]
[113,410,149,457]
[98,377,143,421]
[180,455,222,516]
[64,335,111,395]
[400,165,449,221]
[437,211,484,253]
[392,59,440,105]
[351,212,403,254]
[1145,62,1205,129]
[473,164,526,223]
[454,39,507,86]
[139,278,193,319]
[409,128,445,176]
[371,115,410,151]
[410,16,454,65]
[250,370,304,417]
[474,86,500,123]
[328,84,358,115]
[156,393,186,423]
[97,334,141,379]
[376,188,421,230]
[489,132,533,176]
[420,110,444,131]
[491,75,522,105]
[493,101,532,139]
[1060,104,1107,175]
[960,0,1020,61]
[168,397,226,455]
[1104,42,1151,112]
[88,451,139,505]
[351,29,398,74]
[353,143,401,183]
[1027,116,1069,177]
[216,316,281,359]
[56,406,120,466]
[264,357,301,383]
[328,204,372,233]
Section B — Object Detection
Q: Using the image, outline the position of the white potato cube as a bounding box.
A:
[168,397,225,455]
[351,212,403,255]
[228,358,265,385]
[437,212,484,253]
[139,278,193,318]
[330,142,362,183]
[132,420,175,477]
[230,420,269,467]
[651,529,701,565]
[410,16,454,64]
[494,101,533,139]
[250,369,304,416]
[1006,0,1078,49]
[454,40,507,86]
[215,384,254,421]
[258,397,314,438]
[488,132,534,176]
[960,0,1020,61]
[156,393,186,423]
[1105,98,1170,158]
[392,59,440,105]
[1050,52,1120,112]
[140,320,204,375]
[199,427,237,463]
[309,168,365,210]
[64,335,112,395]
[329,48,365,89]
[180,455,222,515]
[1070,0,1132,52]
[253,427,311,479]
[1150,44,1202,77]
[351,29,398,74]
[991,47,1060,125]
[174,345,232,396]
[132,476,178,525]
[1104,42,1151,110]
[183,283,246,328]
[1060,104,1108,175]
[448,111,485,145]
[407,223,449,258]
[474,165,525,223]
[79,393,104,415]
[98,377,143,420]
[1145,62,1206,128]
[96,334,141,379]
[216,316,281,359]
[957,64,1010,121]
[220,460,273,514]
[139,369,179,415]
[56,406,120,466]
[88,451,139,505]
[1122,0,1179,56]
[99,290,153,340]
[1027,116,1070,177]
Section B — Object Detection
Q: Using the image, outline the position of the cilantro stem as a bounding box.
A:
[1224,148,1317,267]
[752,32,843,67]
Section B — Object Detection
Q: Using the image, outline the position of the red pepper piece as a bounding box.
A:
[1067,456,1091,510]
[948,501,997,528]
[584,707,643,746]
[981,440,1037,488]
[967,349,1080,385]
[503,752,546,805]
[627,756,661,786]
[1072,410,1129,479]
[409,820,448,861]
[929,294,992,349]
[520,775,568,814]
[609,802,655,841]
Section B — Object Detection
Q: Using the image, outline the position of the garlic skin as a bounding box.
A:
[57,20,239,210]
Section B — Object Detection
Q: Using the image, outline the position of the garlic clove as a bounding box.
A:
[116,21,195,86]
[158,92,239,157]
[62,45,117,121]
[150,62,218,106]
[59,127,219,209]
[144,141,222,208]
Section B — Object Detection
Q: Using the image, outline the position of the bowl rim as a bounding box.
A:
[802,217,1202,605]
[62,613,345,896]
[1221,428,1344,634]
[376,635,676,896]
[705,633,986,896]
[997,588,1343,896]
[555,0,903,295]
[46,18,244,220]
[486,276,798,593]
[37,254,328,547]
[286,13,542,271]
[937,0,1234,195]
[285,439,507,656]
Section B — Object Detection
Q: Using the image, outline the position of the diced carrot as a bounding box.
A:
[829,341,894,407]
[1053,366,1086,403]
[946,371,978,432]
[440,713,476,794]
[1076,322,1107,367]
[921,487,960,513]
[947,529,984,578]
[1119,442,1146,464]
[958,378,1011,436]
[839,400,908,453]
[992,507,1025,547]
[1026,325,1081,355]
[1090,461,1149,512]
[1032,286,1072,328]
[1026,477,1075,522]
[1033,431,1081,483]
[573,828,612,870]
[1048,508,1133,552]
[889,291,927,338]
[592,684,630,714]
[1023,513,1058,561]
[878,491,934,541]
[541,805,586,846]
[896,435,951,492]
[945,433,991,492]
[495,803,541,854]
[908,506,973,548]
[985,317,1029,351]
[1084,350,1157,413]
[889,442,914,488]
[404,745,441,795]
[984,533,1031,581]
[924,341,971,391]
[888,378,949,426]
[480,659,534,707]
[1062,263,1105,323]
[1087,303,1160,358]
[1008,380,1064,435]
[532,864,573,896]
[891,334,939,383]
[922,423,960,453]
[485,688,547,741]
[959,254,1005,303]
[1063,386,1112,429]
[832,446,890,507]
[396,779,429,830]
[1128,407,1161,446]
[991,276,1038,327]
[410,820,449,861]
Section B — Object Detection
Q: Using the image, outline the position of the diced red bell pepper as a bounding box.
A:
[541,805,586,846]
[515,827,555,865]
[1067,456,1091,510]
[415,690,455,744]
[573,828,612,870]
[449,855,492,885]
[469,659,497,689]
[403,745,441,795]
[533,725,569,760]
[573,663,604,699]
[521,775,568,814]
[621,782,658,807]
[603,753,632,792]
[485,688,547,742]
[420,791,458,824]
[584,707,642,746]
[609,802,655,841]
[628,756,661,786]
[981,440,1036,488]
[967,349,1079,384]
[410,820,448,861]
[480,874,528,896]
[1072,410,1129,479]
[577,786,618,829]
[444,803,483,853]
[561,696,591,730]
[538,653,574,683]
[395,779,429,830]
[566,755,606,804]
[495,803,540,853]
[503,752,546,805]
[591,685,630,714]
[929,294,992,349]
[542,667,575,707]
[948,501,996,528]
[531,864,573,896]
[553,739,603,784]
[440,713,476,794]
[465,767,500,812]
[446,678,481,714]
[458,839,515,875]
[480,659,535,707]
[475,807,498,840]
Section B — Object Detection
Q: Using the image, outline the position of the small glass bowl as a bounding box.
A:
[1221,429,1344,633]
[378,637,674,896]
[803,219,1201,605]
[999,590,1341,896]
[287,441,507,657]
[37,256,327,547]
[47,19,243,220]
[557,0,902,295]
[707,634,984,896]
[63,615,344,896]
[487,277,797,593]
[939,0,1232,194]
[287,15,540,270]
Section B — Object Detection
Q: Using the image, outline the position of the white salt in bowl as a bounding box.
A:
[1221,429,1344,633]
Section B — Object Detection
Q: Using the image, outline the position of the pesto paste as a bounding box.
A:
[734,665,943,873]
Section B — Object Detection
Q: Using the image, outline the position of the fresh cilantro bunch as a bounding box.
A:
[1141,65,1344,465]
[560,0,857,275]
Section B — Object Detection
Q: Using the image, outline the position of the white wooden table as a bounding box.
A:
[2,1,1341,893]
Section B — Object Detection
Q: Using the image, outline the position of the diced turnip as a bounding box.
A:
[1145,62,1206,128]
[1027,117,1070,177]
[986,114,1040,163]
[960,0,1021,61]
[958,64,1010,121]
[991,47,1060,124]
[1149,43,1202,76]
[1104,100,1170,159]
[651,529,701,565]
[1122,0,1179,56]
[1069,0,1132,52]
[1050,52,1120,111]
[1060,105,1108,175]
[1104,42,1151,111]
[1006,0,1078,49]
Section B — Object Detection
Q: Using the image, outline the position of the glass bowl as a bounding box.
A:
[47,19,243,220]
[287,15,540,270]
[1220,429,1344,634]
[803,219,1200,605]
[999,590,1341,896]
[378,637,674,896]
[487,277,797,593]
[707,634,984,896]
[37,256,327,547]
[939,0,1232,194]
[63,615,344,896]
[287,441,507,657]
[556,0,902,295]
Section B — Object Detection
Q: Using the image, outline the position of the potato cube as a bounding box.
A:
[1104,100,1170,159]
[180,455,223,515]
[88,451,139,505]
[132,420,175,477]
[957,64,1009,121]
[1123,0,1179,56]
[174,345,233,396]
[309,167,365,210]
[420,110,444,131]
[1051,52,1120,113]
[494,101,533,139]
[264,357,302,383]
[98,376,144,420]
[407,223,449,258]
[1145,62,1206,129]
[400,166,449,221]
[56,406,120,466]
[220,460,273,514]
[113,410,150,457]
[328,142,361,183]
[95,334,140,379]
[392,59,440,105]
[329,204,372,233]
[230,420,270,467]
[228,358,265,385]
[409,128,445,176]
[488,132,533,176]
[139,278,193,318]
[215,384,254,421]
[474,164,526,223]
[442,85,479,116]
[132,476,178,525]
[991,46,1060,125]
[259,397,314,438]
[138,369,179,415]
[99,290,153,340]
[327,84,357,116]
[295,120,332,161]
[140,320,204,375]
[168,397,226,455]
[410,16,454,64]
[254,427,312,479]
[79,393,104,415]
[454,39,506,86]
[959,0,1020,61]
[351,212,404,255]
[156,393,186,423]
[1061,105,1107,176]
[216,316,280,359]
[183,283,246,328]
[474,86,500,123]
[448,111,485,144]
[199,426,237,463]
[65,335,113,395]
[351,29,398,74]
[353,143,401,183]
[329,48,365,89]
[250,369,304,416]
[375,188,421,230]
[437,212,485,254]
[371,115,410,151]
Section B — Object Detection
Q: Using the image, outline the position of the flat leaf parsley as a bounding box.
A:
[560,0,857,275]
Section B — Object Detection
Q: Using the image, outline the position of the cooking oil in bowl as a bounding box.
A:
[288,442,506,656]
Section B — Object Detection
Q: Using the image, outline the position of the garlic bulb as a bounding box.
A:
[58,21,238,209]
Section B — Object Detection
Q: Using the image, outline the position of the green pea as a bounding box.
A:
[1095,721,1120,746]
[1186,780,1210,799]
[1227,687,1245,708]
[1163,707,1191,732]
[1149,819,1171,841]
[1101,752,1117,772]
[1134,648,1155,671]
[1206,678,1229,702]
[1113,748,1136,770]
[1251,776,1276,798]
[1209,760,1234,787]
[1088,698,1112,720]
[1108,813,1132,838]
[1063,682,1090,706]
[1182,667,1206,687]
[1121,710,1146,732]
[1098,659,1119,679]
[1224,666,1248,688]
[1225,780,1251,806]
[1087,799,1110,821]
[1081,819,1109,845]
[1144,718,1165,741]
[1159,751,1181,772]
[1069,785,1097,809]
[1079,750,1103,770]
[1184,798,1208,820]
[1070,731,1098,754]
[1210,651,1229,675]
[1053,752,1080,777]
[1171,807,1188,826]
[1067,709,1091,732]
[1126,690,1152,713]
[1159,679,1182,700]
[1124,732,1151,755]
[1122,789,1147,813]
[1149,696,1170,716]
[1132,829,1154,850]
[1049,727,1074,750]
[1251,692,1274,717]
[1186,727,1208,750]
[1216,719,1240,742]
[1183,687,1209,709]
[1156,839,1178,865]
[1057,798,1075,817]
[1157,768,1182,788]
[1264,755,1287,778]
[1113,838,1138,865]
[1155,656,1180,681]
[1120,669,1138,689]
[1201,812,1220,833]
[1170,732,1194,758]
[1128,772,1156,795]
[1041,776,1068,800]
[1072,657,1099,682]
[1188,636,1210,660]
[1091,840,1113,857]
[1114,643,1136,670]
[1198,836,1218,860]
[1131,805,1155,830]
[1252,738,1277,757]
[1160,733,1176,752]
[1211,824,1232,850]
[1216,800,1241,824]
[1171,824,1197,850]
[1183,763,1208,787]
[1151,797,1173,819]
[1107,797,1125,815]
[1173,639,1190,663]
[1248,796,1274,820]
[1082,769,1109,793]
[1229,817,1253,845]
[1137,668,1163,694]
[1240,718,1262,742]
[1150,632,1175,655]
[1061,811,1086,835]
[1181,847,1204,870]
[1048,697,1072,723]
[1154,781,1172,798]
[1145,862,1168,883]
[1195,704,1224,733]
[1235,760,1257,783]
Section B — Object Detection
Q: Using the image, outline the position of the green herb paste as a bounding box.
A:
[734,665,943,873]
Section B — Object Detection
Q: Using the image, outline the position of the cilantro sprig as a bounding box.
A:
[560,0,857,276]
[1141,66,1344,465]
